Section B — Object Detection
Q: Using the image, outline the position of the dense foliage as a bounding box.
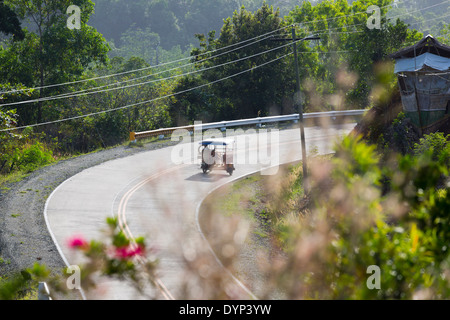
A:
[0,0,24,40]
[171,3,293,123]
[249,133,449,299]
[2,130,447,300]
[1,0,449,300]
[1,0,448,157]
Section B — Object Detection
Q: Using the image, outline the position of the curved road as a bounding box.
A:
[44,123,356,300]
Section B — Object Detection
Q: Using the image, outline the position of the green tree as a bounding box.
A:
[113,26,161,65]
[0,0,24,40]
[345,0,422,108]
[0,109,19,173]
[47,55,174,153]
[286,0,422,110]
[170,74,213,125]
[147,0,182,49]
[187,3,292,121]
[438,23,450,45]
[1,0,110,124]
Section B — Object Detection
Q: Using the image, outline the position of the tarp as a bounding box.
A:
[394,52,450,73]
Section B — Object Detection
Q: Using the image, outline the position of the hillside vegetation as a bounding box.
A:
[0,0,449,300]
[2,0,447,166]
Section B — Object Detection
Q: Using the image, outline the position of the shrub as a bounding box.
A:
[266,135,449,299]
[414,132,450,167]
[13,142,54,172]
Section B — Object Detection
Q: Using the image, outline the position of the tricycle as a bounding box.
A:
[198,138,235,175]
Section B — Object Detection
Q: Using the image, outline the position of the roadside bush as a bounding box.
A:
[2,134,448,300]
[414,132,450,167]
[260,135,450,299]
[1,112,55,174]
[13,142,54,172]
[377,112,420,155]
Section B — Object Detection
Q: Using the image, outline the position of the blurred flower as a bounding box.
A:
[114,245,145,260]
[67,235,89,250]
[413,288,433,300]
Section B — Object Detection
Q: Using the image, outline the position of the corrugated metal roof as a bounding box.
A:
[390,35,450,59]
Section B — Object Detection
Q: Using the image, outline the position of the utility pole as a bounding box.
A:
[271,26,319,193]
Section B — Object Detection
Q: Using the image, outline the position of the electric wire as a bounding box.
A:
[1,0,449,130]
[5,0,445,96]
[3,0,447,101]
[0,52,294,132]
[0,27,374,107]
[0,24,292,95]
[294,0,449,28]
[0,38,299,107]
[0,47,361,133]
[1,32,285,104]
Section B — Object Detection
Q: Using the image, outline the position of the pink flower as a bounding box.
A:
[67,235,89,250]
[114,245,144,260]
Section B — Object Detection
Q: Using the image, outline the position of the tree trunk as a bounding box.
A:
[0,159,7,173]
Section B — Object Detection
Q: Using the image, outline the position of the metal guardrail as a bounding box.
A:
[130,109,366,141]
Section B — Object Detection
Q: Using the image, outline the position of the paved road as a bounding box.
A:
[44,123,356,300]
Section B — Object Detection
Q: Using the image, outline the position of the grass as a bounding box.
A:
[0,139,123,189]
[0,170,29,189]
[216,175,263,220]
[17,286,38,300]
[0,134,171,191]
[203,174,272,243]
[0,276,38,300]
[203,157,331,247]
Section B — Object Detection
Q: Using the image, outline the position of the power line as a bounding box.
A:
[294,1,393,27]
[0,48,358,133]
[3,0,446,101]
[386,0,450,21]
[1,32,282,105]
[294,0,449,28]
[0,37,296,107]
[387,12,450,48]
[3,0,447,98]
[403,12,450,29]
[0,40,356,132]
[0,25,292,95]
[0,52,295,132]
[0,24,406,108]
[1,3,370,98]
[1,0,447,130]
[0,28,369,108]
[293,0,450,35]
